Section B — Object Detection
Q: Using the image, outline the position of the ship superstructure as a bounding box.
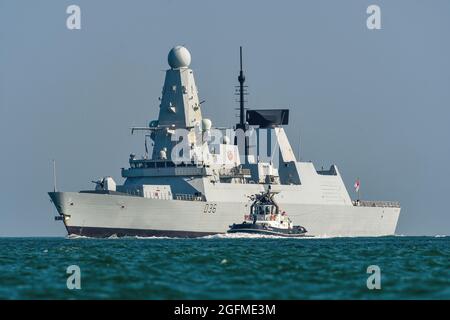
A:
[49,46,401,238]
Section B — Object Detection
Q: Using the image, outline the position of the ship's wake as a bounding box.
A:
[66,234,181,240]
[66,233,404,240]
[66,234,92,239]
[64,233,423,240]
[200,233,316,239]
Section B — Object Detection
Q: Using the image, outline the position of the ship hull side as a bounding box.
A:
[49,192,400,238]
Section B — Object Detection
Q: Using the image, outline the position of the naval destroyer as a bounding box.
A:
[49,46,401,237]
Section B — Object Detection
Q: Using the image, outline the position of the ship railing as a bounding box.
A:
[174,193,205,202]
[354,200,400,208]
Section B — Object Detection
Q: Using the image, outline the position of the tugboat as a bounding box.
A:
[228,186,309,237]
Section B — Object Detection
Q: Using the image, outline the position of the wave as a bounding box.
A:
[66,234,92,239]
[66,233,175,240]
[64,233,423,240]
[394,234,448,238]
[200,232,317,239]
[133,235,174,240]
[201,234,415,240]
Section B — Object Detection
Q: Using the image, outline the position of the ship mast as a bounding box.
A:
[235,46,249,161]
[237,46,246,130]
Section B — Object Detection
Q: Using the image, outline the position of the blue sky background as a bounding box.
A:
[1,0,449,236]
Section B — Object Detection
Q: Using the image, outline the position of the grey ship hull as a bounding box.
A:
[49,191,400,238]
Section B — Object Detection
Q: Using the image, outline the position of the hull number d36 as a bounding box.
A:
[203,203,217,214]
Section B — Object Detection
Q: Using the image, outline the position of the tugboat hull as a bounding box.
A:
[227,223,309,237]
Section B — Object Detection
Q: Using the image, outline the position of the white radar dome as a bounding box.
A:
[201,118,212,131]
[168,46,191,69]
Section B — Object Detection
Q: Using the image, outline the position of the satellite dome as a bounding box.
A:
[201,118,212,131]
[168,46,191,69]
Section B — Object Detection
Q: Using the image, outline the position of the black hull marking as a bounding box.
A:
[66,226,219,238]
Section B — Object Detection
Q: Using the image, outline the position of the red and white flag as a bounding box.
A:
[354,178,360,193]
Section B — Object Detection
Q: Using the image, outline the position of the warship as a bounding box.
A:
[49,45,401,238]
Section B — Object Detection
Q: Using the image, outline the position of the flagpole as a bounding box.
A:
[53,159,57,192]
[354,177,360,204]
[358,178,360,202]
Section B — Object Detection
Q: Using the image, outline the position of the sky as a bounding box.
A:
[1,0,449,236]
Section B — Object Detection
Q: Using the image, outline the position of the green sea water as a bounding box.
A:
[0,235,449,299]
